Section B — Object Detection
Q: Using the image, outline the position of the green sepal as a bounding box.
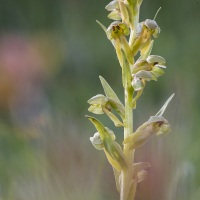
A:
[108,10,121,20]
[88,104,104,114]
[122,50,132,88]
[152,66,165,77]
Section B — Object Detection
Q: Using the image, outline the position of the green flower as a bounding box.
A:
[132,19,161,55]
[88,94,110,114]
[131,55,167,90]
[123,94,174,149]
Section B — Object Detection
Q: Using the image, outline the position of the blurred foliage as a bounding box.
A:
[0,0,199,199]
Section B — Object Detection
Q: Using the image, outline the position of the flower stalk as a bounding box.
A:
[86,0,174,199]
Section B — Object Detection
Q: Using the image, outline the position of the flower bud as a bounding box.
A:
[132,77,144,91]
[90,132,103,150]
[146,55,166,64]
[144,19,158,30]
[144,19,161,38]
[88,94,109,114]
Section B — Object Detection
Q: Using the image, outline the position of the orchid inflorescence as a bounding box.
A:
[86,0,174,199]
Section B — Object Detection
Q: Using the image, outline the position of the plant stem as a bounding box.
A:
[120,86,136,200]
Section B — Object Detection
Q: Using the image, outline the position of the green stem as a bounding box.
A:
[120,86,136,200]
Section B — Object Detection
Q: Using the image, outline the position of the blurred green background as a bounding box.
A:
[0,0,199,199]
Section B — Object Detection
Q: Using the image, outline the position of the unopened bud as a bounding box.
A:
[132,77,144,91]
[145,19,158,30]
[90,132,103,150]
[147,55,166,64]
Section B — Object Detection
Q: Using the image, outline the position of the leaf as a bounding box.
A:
[113,168,121,192]
[104,149,122,172]
[86,116,127,171]
[155,93,175,116]
[104,141,127,171]
[99,76,124,108]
